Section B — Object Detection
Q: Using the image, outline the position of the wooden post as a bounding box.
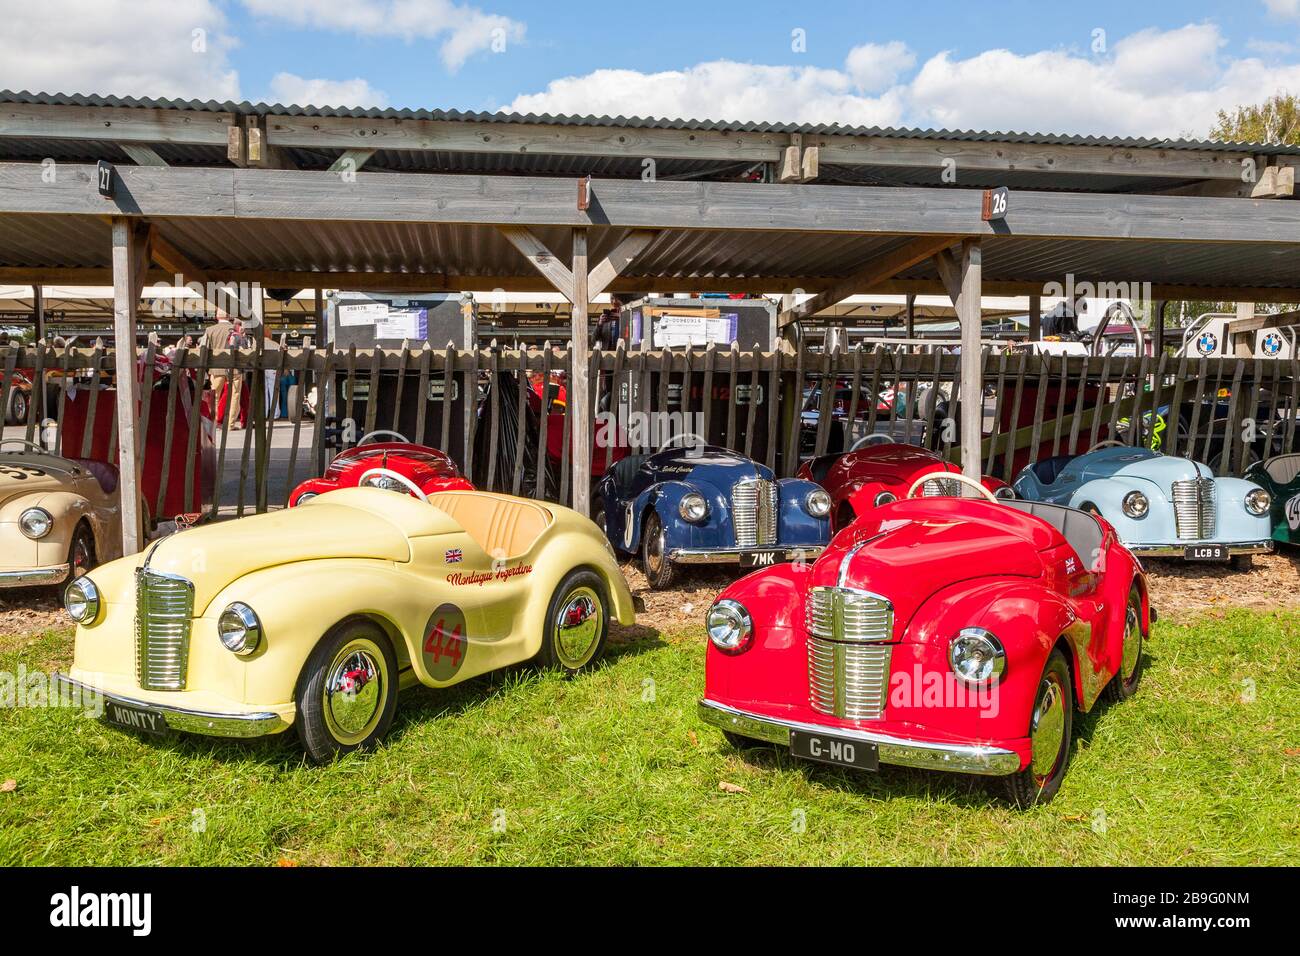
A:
[110,218,145,554]
[571,228,591,516]
[904,293,916,344]
[1154,300,1167,356]
[956,239,983,484]
[32,284,45,343]
[1028,293,1041,341]
[313,288,325,348]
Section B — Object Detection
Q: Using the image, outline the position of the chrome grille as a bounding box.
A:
[731,478,778,547]
[1171,477,1216,539]
[806,587,893,720]
[922,476,960,497]
[134,569,195,691]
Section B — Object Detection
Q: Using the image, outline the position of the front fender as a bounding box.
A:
[775,478,832,546]
[1069,475,1170,543]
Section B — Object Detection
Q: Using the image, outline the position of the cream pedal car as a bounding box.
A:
[57,475,635,761]
[0,439,121,588]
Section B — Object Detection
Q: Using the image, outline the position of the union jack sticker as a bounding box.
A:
[444,549,464,564]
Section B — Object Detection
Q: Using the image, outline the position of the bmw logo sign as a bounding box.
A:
[1196,331,1219,356]
[1262,332,1283,356]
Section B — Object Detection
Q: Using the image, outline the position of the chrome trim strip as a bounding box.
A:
[668,546,825,564]
[1127,540,1273,557]
[0,564,69,588]
[53,674,286,739]
[698,699,1022,776]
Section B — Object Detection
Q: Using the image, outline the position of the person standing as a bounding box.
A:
[204,310,244,429]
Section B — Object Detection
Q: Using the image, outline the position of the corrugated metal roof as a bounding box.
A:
[4,89,1297,154]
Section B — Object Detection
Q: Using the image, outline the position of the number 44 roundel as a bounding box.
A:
[422,603,468,681]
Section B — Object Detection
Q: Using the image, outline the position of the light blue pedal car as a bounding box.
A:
[1012,441,1274,566]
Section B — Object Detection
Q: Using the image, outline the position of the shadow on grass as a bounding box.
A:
[98,622,670,771]
[720,645,1159,811]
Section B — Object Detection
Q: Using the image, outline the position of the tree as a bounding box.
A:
[1210,92,1300,145]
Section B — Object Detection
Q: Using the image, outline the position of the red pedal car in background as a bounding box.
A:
[289,431,473,506]
[699,474,1150,806]
[799,442,1012,533]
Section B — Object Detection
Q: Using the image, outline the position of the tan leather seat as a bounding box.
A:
[427,491,553,559]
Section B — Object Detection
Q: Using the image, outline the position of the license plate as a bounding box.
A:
[104,700,168,735]
[790,730,878,771]
[740,550,781,568]
[1184,544,1228,562]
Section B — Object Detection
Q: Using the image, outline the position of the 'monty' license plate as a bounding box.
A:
[790,730,878,771]
[1184,544,1228,562]
[740,550,781,568]
[104,700,168,735]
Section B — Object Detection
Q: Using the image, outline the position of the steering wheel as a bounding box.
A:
[1087,439,1127,453]
[356,467,429,503]
[357,429,409,446]
[905,471,999,503]
[657,432,708,454]
[0,439,51,455]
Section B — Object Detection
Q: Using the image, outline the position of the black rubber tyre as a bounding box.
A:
[64,521,97,584]
[1103,586,1144,703]
[295,619,399,763]
[1230,554,1254,572]
[1002,648,1074,808]
[534,567,610,675]
[6,390,28,426]
[591,499,608,538]
[640,511,677,590]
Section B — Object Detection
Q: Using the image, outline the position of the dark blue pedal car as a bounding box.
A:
[593,445,832,588]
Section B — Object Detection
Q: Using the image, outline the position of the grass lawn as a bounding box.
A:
[0,609,1296,866]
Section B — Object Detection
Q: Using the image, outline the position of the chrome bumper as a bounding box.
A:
[669,546,825,565]
[53,673,286,739]
[698,699,1022,776]
[1127,540,1273,558]
[0,564,69,588]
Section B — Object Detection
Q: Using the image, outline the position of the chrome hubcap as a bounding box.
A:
[554,586,603,668]
[324,643,384,743]
[1030,674,1067,781]
[645,524,665,573]
[71,537,91,577]
[1120,607,1141,682]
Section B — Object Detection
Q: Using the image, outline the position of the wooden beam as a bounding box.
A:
[11,164,1300,243]
[262,111,1256,182]
[498,226,575,298]
[587,229,658,298]
[245,117,297,170]
[933,247,962,304]
[119,144,168,167]
[32,284,44,341]
[148,231,242,315]
[1028,293,1041,340]
[955,239,983,483]
[778,235,960,327]
[327,149,377,175]
[571,229,591,516]
[110,218,147,554]
[0,103,235,145]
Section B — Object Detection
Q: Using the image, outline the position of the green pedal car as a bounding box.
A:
[1244,454,1300,546]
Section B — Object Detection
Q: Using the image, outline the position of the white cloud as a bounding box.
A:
[268,72,387,108]
[0,0,239,99]
[1263,0,1300,19]
[239,0,524,71]
[845,41,916,94]
[506,24,1300,139]
[507,62,908,127]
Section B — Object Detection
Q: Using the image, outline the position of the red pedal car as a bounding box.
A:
[799,442,1012,533]
[289,431,473,506]
[699,473,1150,806]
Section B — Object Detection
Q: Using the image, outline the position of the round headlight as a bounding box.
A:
[948,628,1006,685]
[805,489,832,517]
[19,507,52,539]
[994,486,1015,500]
[64,577,100,625]
[296,491,319,505]
[678,492,708,523]
[217,602,262,656]
[874,491,897,507]
[363,474,402,492]
[1245,488,1272,516]
[707,599,753,654]
[1121,490,1149,519]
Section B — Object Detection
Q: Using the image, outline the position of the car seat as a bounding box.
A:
[1263,454,1300,485]
[427,491,552,559]
[1029,454,1075,486]
[1003,499,1103,565]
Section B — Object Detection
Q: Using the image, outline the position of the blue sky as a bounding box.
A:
[3,1,1300,137]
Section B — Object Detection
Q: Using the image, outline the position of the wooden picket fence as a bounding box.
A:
[2,341,1297,523]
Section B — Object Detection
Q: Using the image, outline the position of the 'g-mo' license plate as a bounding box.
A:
[1184,544,1228,562]
[104,700,168,735]
[790,730,878,771]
